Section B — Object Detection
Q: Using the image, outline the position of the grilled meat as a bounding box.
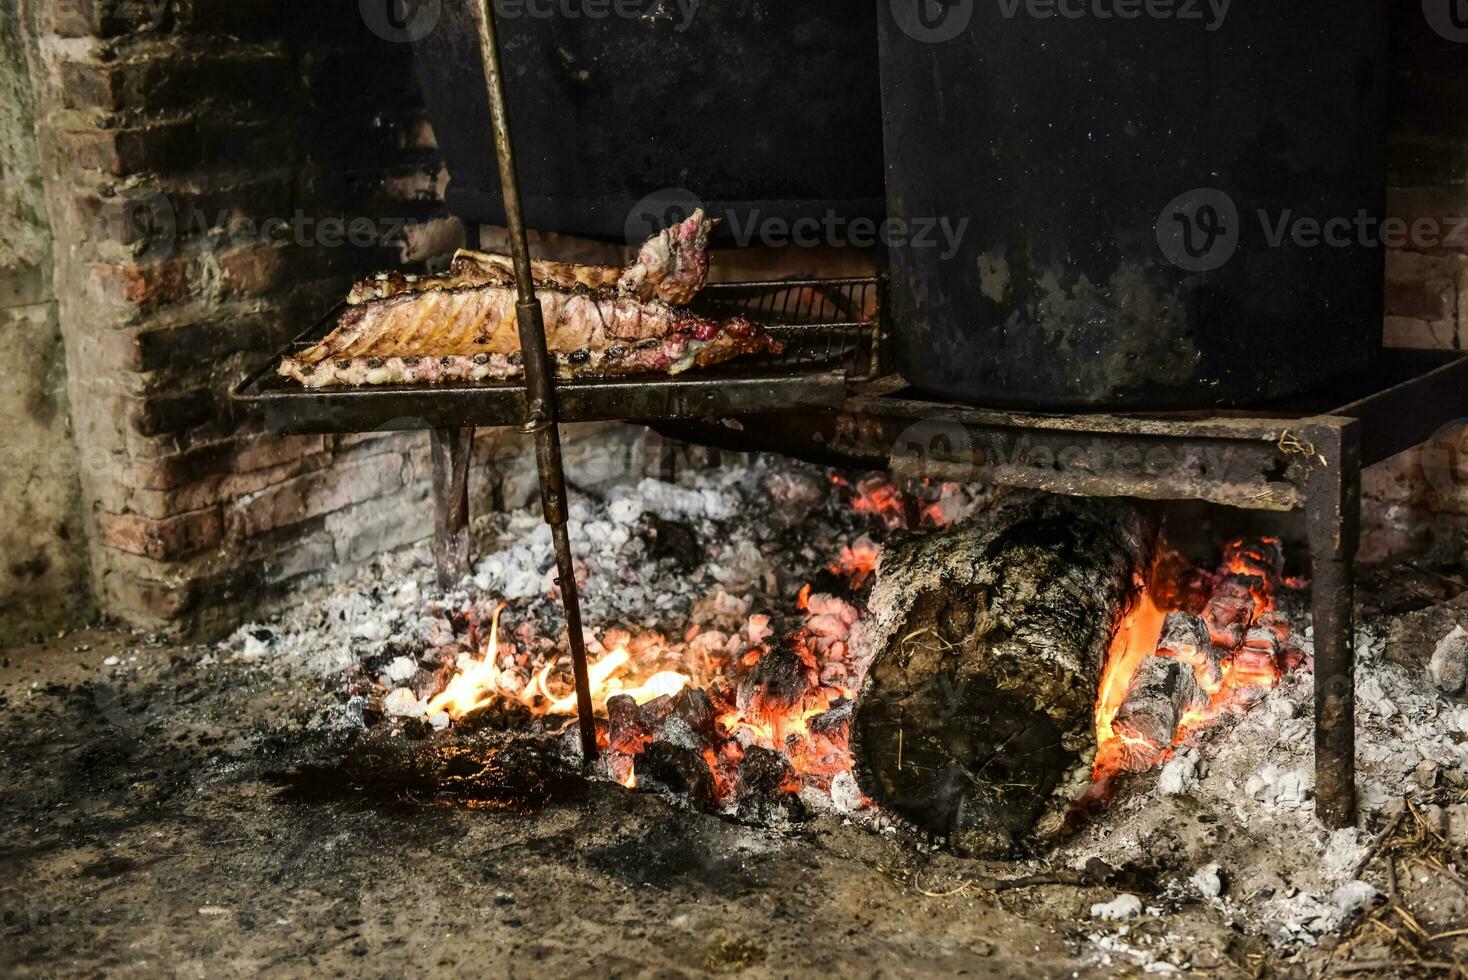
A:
[278,283,781,388]
[346,210,716,307]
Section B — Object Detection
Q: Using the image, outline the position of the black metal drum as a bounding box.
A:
[879,2,1390,409]
[411,0,885,242]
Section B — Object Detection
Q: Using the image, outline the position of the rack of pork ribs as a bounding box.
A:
[235,212,882,430]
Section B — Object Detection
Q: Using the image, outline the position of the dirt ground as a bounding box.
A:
[1,624,1369,979]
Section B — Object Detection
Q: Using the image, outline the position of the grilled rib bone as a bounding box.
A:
[346,210,717,307]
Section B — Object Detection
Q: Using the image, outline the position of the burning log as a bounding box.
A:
[1110,657,1208,772]
[851,492,1157,856]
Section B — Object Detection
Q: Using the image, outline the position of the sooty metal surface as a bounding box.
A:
[231,278,882,434]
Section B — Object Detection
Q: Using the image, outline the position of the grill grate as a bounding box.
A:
[232,276,885,434]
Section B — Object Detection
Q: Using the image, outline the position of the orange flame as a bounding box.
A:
[426,603,691,721]
[1091,539,1295,783]
[1093,588,1167,774]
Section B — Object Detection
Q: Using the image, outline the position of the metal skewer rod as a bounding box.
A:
[472,0,598,766]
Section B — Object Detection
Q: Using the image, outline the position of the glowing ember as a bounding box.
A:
[1092,537,1300,783]
[1094,585,1168,773]
[421,533,872,805]
[829,534,880,589]
[427,603,691,721]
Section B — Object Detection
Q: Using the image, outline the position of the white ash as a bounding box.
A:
[1190,863,1223,899]
[1158,747,1202,796]
[1430,623,1468,696]
[219,548,440,677]
[1062,624,1468,948]
[1091,893,1144,921]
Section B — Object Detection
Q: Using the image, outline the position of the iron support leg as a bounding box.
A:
[1304,422,1361,828]
[431,426,475,590]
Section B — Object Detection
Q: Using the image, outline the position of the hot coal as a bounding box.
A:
[737,642,816,720]
[735,745,805,822]
[606,694,651,755]
[639,741,719,810]
[1157,612,1223,690]
[808,698,853,741]
[655,687,718,745]
[1112,657,1209,771]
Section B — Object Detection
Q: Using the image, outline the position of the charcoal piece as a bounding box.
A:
[607,694,651,755]
[852,492,1156,857]
[638,741,718,811]
[1205,592,1255,627]
[1205,620,1245,651]
[1112,657,1208,772]
[637,694,676,729]
[652,687,717,746]
[737,643,814,718]
[457,699,533,732]
[1157,612,1212,658]
[641,513,701,566]
[1242,626,1280,660]
[808,698,853,741]
[734,746,805,822]
[1156,612,1223,689]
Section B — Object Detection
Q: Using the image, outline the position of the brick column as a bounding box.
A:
[16,0,464,634]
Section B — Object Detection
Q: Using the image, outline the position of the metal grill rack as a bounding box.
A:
[231,276,884,434]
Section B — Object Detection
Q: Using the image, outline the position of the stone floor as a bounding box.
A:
[0,622,1431,978]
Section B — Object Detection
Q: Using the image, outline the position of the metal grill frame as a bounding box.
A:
[230,276,884,434]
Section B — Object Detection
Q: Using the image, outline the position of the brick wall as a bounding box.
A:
[1359,10,1468,563]
[0,0,89,642]
[16,0,472,636]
